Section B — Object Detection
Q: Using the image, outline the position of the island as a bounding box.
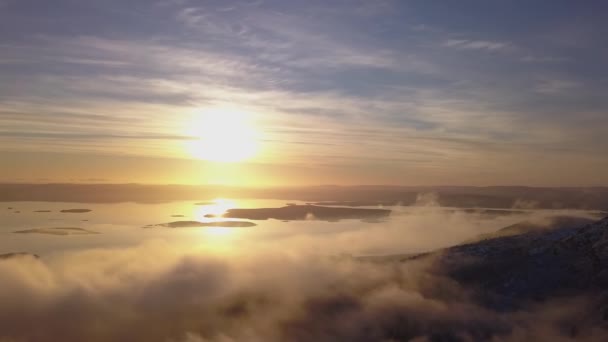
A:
[310,201,400,207]
[205,204,391,221]
[13,227,99,235]
[0,252,40,260]
[151,220,257,228]
[60,209,92,213]
[194,201,216,206]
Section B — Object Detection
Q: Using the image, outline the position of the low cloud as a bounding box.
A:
[0,209,605,341]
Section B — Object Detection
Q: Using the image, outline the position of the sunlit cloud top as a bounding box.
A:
[1,0,607,186]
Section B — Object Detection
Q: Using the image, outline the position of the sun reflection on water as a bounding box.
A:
[193,198,236,221]
[190,199,244,247]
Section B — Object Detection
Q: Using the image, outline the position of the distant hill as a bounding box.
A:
[1,183,608,209]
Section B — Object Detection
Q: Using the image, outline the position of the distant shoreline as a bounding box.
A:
[1,183,607,210]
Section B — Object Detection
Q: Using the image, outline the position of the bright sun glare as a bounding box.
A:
[193,198,236,220]
[185,107,259,162]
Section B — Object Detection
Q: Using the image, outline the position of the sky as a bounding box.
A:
[1,0,607,186]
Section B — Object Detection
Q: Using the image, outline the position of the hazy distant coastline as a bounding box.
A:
[1,183,608,210]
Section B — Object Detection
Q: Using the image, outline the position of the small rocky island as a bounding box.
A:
[0,252,40,260]
[13,227,99,235]
[60,209,92,213]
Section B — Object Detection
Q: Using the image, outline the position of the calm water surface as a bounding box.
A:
[1,199,599,257]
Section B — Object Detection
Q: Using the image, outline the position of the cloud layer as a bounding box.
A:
[0,210,606,341]
[0,240,603,342]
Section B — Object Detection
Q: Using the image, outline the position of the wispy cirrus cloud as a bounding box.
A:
[1,0,608,185]
[443,39,510,52]
[534,79,581,94]
[520,55,569,63]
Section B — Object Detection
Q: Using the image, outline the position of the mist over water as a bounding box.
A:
[3,199,593,256]
[1,199,604,341]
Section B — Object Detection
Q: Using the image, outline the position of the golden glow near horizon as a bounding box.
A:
[184,106,260,163]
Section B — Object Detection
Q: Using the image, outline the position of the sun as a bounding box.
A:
[185,106,259,162]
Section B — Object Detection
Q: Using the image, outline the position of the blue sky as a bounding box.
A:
[1,0,607,185]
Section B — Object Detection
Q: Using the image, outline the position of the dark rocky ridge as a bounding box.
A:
[367,216,608,315]
[355,215,608,339]
[441,216,608,307]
